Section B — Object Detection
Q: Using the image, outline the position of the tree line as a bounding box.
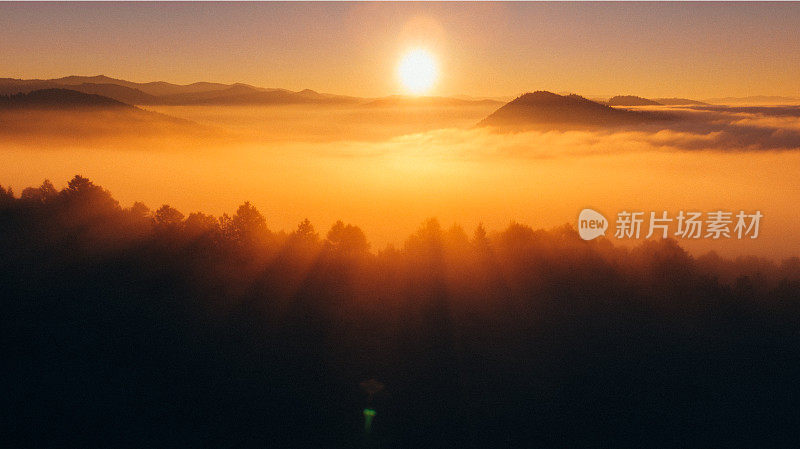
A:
[2,176,799,448]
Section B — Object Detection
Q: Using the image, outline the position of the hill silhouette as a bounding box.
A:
[49,75,235,96]
[607,95,662,106]
[704,95,800,105]
[0,79,159,104]
[0,75,498,107]
[0,89,200,138]
[0,76,360,106]
[478,91,673,130]
[607,95,710,107]
[156,85,362,106]
[0,88,132,109]
[653,97,709,106]
[65,83,159,105]
[364,95,502,108]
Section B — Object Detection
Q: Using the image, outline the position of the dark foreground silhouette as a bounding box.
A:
[2,176,799,448]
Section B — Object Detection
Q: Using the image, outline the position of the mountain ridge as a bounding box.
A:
[0,75,504,107]
[0,88,201,137]
[703,95,800,105]
[607,95,662,106]
[478,91,674,130]
[0,88,132,109]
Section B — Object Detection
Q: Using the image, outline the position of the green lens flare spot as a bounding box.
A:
[363,408,376,433]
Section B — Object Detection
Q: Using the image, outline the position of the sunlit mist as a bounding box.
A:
[4,3,800,446]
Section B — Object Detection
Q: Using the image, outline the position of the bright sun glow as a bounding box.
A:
[398,49,438,95]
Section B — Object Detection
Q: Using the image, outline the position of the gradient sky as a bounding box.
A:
[1,2,799,98]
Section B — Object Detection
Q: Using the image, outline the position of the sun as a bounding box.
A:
[397,49,438,95]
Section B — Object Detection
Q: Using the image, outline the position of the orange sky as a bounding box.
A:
[1,2,799,99]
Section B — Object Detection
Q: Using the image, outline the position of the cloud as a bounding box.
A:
[3,103,800,157]
[356,105,800,159]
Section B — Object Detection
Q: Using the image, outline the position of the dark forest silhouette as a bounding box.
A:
[2,176,800,448]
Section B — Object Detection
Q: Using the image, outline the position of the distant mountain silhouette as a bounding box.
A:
[364,95,502,108]
[607,95,662,106]
[60,83,161,105]
[50,75,233,96]
[653,97,709,106]
[0,80,163,105]
[607,96,711,107]
[0,75,502,107]
[156,85,361,106]
[0,89,200,138]
[704,95,800,105]
[478,91,673,130]
[686,104,800,118]
[0,79,55,95]
[152,84,277,104]
[0,76,360,106]
[0,88,131,109]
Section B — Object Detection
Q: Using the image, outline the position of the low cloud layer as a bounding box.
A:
[373,104,800,158]
[3,102,798,153]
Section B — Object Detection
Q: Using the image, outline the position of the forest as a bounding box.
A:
[2,176,800,448]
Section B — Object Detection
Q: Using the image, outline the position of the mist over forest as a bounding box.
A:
[2,78,800,447]
[2,176,800,447]
[2,87,799,258]
[3,1,800,446]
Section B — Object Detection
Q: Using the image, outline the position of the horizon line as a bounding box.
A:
[7,73,799,102]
